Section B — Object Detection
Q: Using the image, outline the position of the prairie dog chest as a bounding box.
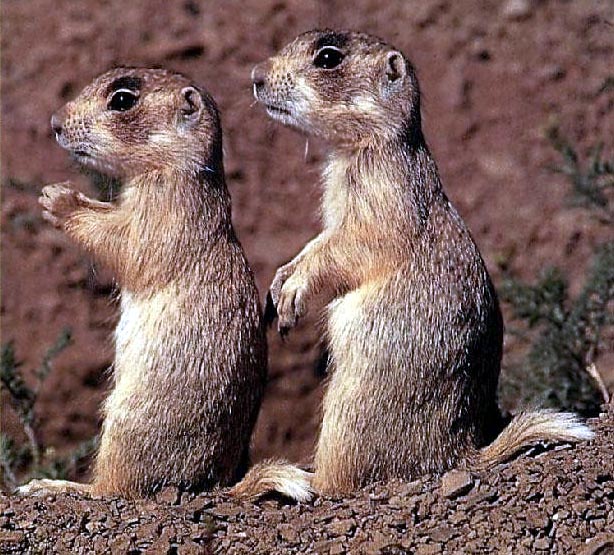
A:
[114,289,182,374]
[322,156,351,229]
[327,286,367,349]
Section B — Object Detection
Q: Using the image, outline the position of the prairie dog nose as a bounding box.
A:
[50,113,63,137]
[251,64,267,88]
[251,64,269,100]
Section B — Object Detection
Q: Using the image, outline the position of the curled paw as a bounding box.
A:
[269,262,296,308]
[39,182,86,228]
[276,274,309,336]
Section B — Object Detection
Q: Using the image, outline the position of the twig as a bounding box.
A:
[585,363,610,404]
[22,422,41,470]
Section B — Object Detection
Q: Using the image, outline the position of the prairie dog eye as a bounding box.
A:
[107,89,139,111]
[313,47,344,70]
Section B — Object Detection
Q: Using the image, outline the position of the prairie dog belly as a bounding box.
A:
[325,282,388,402]
[108,286,204,420]
[114,288,182,379]
[326,280,392,377]
[327,286,366,350]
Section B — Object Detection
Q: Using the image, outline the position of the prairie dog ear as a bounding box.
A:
[381,50,407,95]
[179,86,204,125]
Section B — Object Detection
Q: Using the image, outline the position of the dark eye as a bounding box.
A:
[313,47,344,70]
[107,89,139,111]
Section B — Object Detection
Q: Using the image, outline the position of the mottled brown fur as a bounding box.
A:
[20,68,267,498]
[233,30,592,500]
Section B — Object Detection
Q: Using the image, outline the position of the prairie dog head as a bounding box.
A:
[252,30,422,148]
[51,68,222,178]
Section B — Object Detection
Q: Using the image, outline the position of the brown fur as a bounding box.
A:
[20,68,267,498]
[233,30,592,500]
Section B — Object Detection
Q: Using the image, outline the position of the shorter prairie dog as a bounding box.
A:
[231,30,593,501]
[18,67,267,498]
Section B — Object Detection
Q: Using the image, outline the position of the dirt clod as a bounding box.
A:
[440,469,474,498]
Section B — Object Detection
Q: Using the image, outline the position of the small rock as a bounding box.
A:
[429,525,456,543]
[327,518,356,537]
[440,470,474,499]
[313,539,331,552]
[449,509,467,525]
[396,480,423,497]
[213,503,243,518]
[154,487,180,505]
[524,509,549,531]
[534,536,551,550]
[0,531,25,546]
[314,512,335,524]
[415,543,443,555]
[501,0,533,20]
[277,523,299,545]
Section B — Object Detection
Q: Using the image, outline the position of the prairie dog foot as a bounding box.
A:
[16,478,92,497]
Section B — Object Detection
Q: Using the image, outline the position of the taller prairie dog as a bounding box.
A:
[231,30,593,501]
[19,67,267,498]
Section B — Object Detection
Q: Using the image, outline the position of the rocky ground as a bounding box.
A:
[1,407,612,554]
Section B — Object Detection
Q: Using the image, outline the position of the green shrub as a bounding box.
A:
[1,330,97,490]
[499,127,613,415]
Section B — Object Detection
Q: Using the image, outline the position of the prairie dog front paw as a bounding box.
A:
[276,273,309,336]
[269,262,297,308]
[39,183,88,228]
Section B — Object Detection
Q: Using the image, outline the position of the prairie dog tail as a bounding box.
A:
[478,409,594,468]
[229,459,314,503]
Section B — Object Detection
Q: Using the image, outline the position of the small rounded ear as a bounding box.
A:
[180,86,204,125]
[384,51,406,84]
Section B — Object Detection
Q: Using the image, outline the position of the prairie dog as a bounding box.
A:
[18,68,267,498]
[231,30,593,501]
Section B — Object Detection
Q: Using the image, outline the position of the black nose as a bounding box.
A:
[50,114,63,136]
[251,64,266,92]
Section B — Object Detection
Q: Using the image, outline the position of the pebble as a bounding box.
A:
[327,518,357,537]
[440,470,474,499]
[501,0,533,20]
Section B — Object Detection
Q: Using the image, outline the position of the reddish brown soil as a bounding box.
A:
[1,0,613,552]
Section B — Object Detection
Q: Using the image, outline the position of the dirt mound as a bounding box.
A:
[1,408,612,554]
